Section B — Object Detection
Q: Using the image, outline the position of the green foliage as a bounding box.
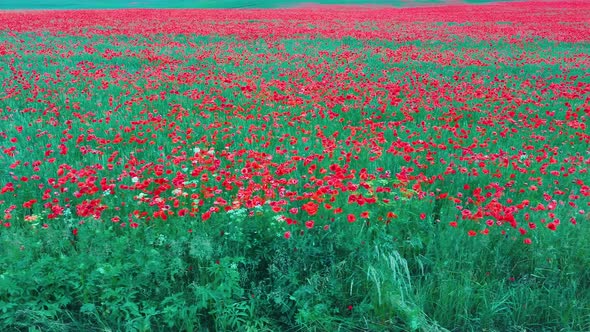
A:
[2,202,588,330]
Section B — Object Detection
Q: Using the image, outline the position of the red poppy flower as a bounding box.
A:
[347,214,356,223]
[301,201,319,216]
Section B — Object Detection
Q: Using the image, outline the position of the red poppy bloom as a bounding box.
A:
[301,201,319,216]
[347,214,356,223]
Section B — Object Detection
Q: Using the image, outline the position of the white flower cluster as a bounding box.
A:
[272,215,285,222]
[154,234,167,247]
[227,208,248,222]
[193,147,215,155]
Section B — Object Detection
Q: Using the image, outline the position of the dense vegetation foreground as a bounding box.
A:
[0,2,589,331]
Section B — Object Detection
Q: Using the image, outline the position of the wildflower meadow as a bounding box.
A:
[0,1,589,331]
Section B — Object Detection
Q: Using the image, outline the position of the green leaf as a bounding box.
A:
[80,303,96,314]
[0,301,16,313]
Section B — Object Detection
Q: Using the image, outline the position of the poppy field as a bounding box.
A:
[1,1,589,331]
